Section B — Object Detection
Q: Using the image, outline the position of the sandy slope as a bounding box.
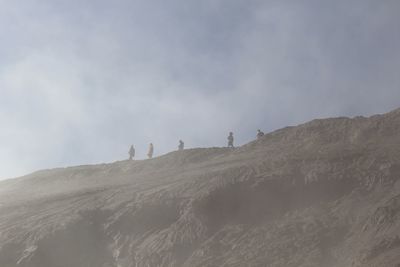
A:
[1,109,400,267]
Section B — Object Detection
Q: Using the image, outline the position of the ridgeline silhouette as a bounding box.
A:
[0,108,400,267]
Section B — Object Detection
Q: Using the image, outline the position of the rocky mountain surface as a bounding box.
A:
[1,109,400,267]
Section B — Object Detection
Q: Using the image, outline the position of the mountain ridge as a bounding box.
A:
[1,108,400,267]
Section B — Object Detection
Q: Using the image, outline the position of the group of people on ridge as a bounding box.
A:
[129,142,156,160]
[128,129,264,160]
[227,129,264,148]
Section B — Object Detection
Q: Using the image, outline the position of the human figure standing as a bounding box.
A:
[257,129,265,139]
[178,140,184,151]
[128,145,135,160]
[147,143,154,159]
[227,132,234,148]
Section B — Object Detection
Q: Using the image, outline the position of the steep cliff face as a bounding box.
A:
[1,109,400,267]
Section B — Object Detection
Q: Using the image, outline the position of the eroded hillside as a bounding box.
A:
[1,109,400,267]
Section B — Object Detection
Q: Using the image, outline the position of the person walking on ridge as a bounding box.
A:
[227,132,234,148]
[147,143,154,159]
[128,145,135,160]
[178,140,184,151]
[257,129,264,139]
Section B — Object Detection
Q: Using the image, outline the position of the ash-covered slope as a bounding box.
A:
[1,109,400,267]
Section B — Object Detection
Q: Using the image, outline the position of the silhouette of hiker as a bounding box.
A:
[129,145,135,160]
[257,129,264,139]
[227,132,234,148]
[178,140,184,151]
[147,143,154,159]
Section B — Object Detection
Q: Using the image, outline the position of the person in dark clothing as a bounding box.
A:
[178,140,184,151]
[147,143,154,159]
[227,132,234,148]
[128,145,135,160]
[257,129,265,139]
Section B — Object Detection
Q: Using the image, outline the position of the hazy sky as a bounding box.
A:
[1,0,399,179]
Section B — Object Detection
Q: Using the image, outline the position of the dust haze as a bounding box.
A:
[1,1,400,267]
[1,109,400,266]
[1,0,400,179]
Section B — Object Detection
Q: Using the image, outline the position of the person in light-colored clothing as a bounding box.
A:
[147,143,154,159]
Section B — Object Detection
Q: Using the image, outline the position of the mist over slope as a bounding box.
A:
[1,109,400,267]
